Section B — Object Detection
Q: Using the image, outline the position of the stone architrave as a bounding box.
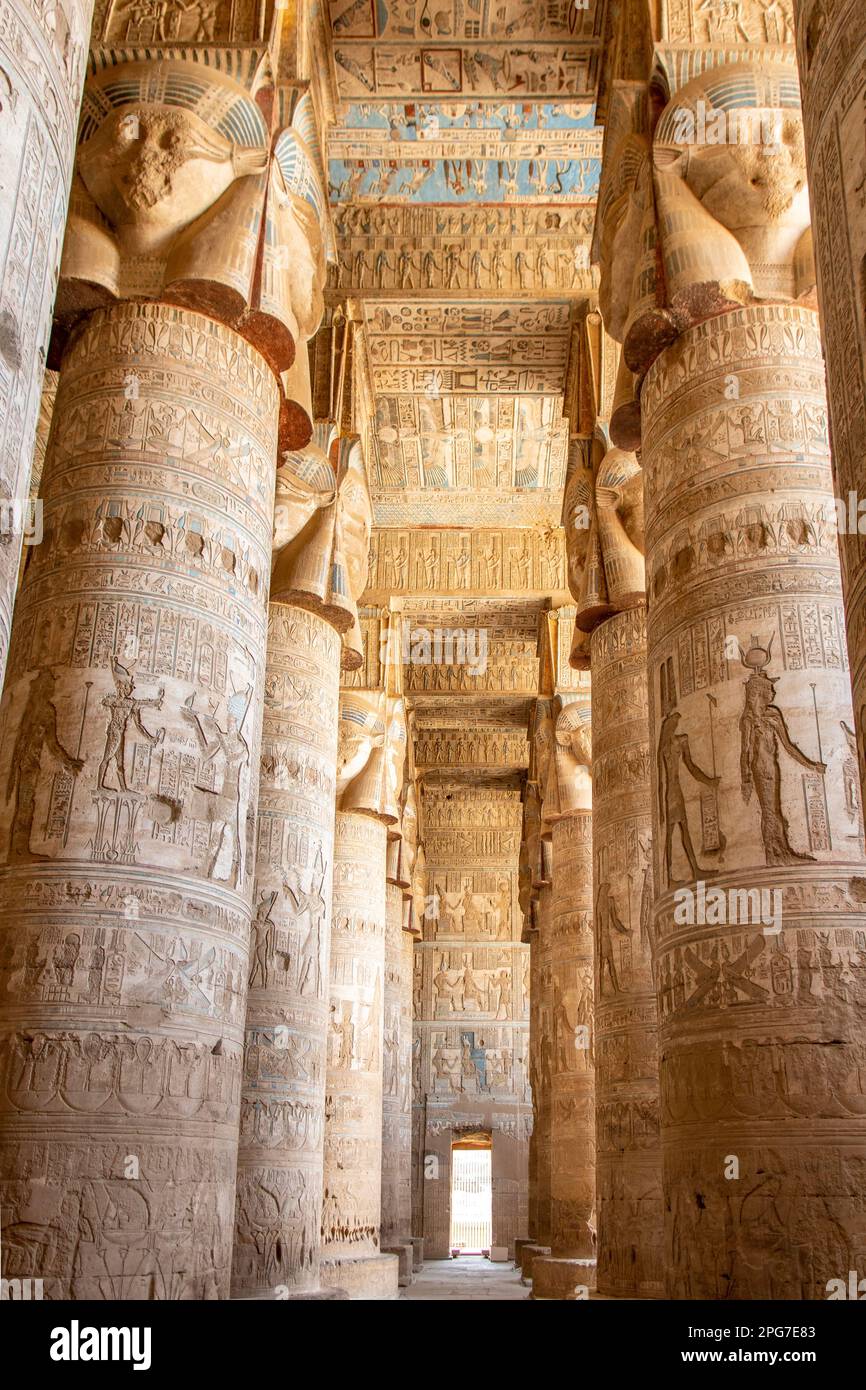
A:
[232,431,373,1299]
[795,1,866,821]
[600,61,866,1298]
[0,0,93,691]
[532,702,596,1300]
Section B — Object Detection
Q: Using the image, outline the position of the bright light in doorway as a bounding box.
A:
[450,1149,492,1253]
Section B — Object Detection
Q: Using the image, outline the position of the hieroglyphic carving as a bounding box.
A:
[0,0,92,691]
[0,301,278,1298]
[365,528,567,597]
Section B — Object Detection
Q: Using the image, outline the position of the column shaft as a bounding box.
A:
[0,0,93,687]
[531,812,595,1298]
[795,0,866,820]
[643,303,866,1299]
[232,604,340,1296]
[591,607,663,1298]
[320,810,398,1298]
[0,301,277,1298]
[381,883,413,1246]
[533,885,553,1249]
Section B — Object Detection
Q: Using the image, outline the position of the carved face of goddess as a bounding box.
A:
[340,466,374,601]
[79,106,255,253]
[684,113,809,239]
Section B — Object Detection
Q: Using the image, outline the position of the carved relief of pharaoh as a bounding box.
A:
[272,431,373,668]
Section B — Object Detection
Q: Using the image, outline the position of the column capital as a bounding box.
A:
[597,57,817,445]
[272,430,372,663]
[564,442,645,664]
[54,52,332,448]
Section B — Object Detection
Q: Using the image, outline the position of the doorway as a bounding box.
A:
[449,1138,492,1253]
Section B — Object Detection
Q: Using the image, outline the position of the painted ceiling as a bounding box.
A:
[322,0,606,780]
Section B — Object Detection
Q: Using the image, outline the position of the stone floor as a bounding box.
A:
[400,1256,527,1301]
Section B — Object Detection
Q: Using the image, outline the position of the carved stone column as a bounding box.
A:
[642,302,866,1298]
[0,0,92,689]
[590,610,663,1298]
[319,692,404,1299]
[380,881,413,1256]
[563,439,664,1297]
[533,883,553,1253]
[532,706,596,1300]
[795,1,866,817]
[232,434,372,1299]
[0,51,330,1298]
[231,606,341,1298]
[519,768,552,1279]
[0,301,278,1298]
[380,781,417,1261]
[321,810,397,1299]
[598,55,866,1300]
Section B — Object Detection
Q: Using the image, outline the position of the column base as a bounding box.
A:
[320,1252,400,1300]
[408,1236,424,1271]
[530,1257,597,1300]
[513,1237,534,1269]
[519,1243,551,1284]
[382,1243,414,1286]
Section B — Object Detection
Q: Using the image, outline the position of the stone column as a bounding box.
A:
[231,605,341,1298]
[590,610,663,1298]
[532,706,596,1301]
[0,301,278,1298]
[231,434,373,1299]
[380,880,413,1258]
[321,809,398,1298]
[597,56,866,1300]
[533,883,553,1253]
[642,301,866,1298]
[518,773,552,1279]
[0,0,92,689]
[795,1,866,817]
[562,440,664,1297]
[319,691,403,1298]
